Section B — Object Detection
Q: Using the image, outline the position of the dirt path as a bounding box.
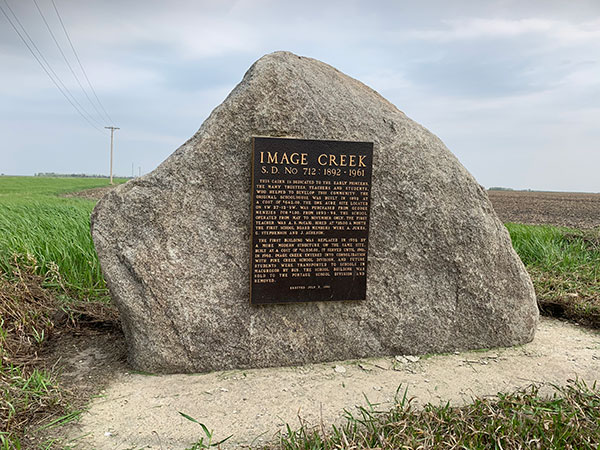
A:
[58,317,599,449]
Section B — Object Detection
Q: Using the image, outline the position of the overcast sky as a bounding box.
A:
[1,0,599,191]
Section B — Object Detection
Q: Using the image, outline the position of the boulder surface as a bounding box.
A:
[91,51,538,373]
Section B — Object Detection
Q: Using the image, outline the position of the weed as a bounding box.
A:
[0,364,64,442]
[270,380,600,449]
[179,412,232,449]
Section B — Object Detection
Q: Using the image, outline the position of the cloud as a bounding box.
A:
[398,17,600,45]
[2,0,600,191]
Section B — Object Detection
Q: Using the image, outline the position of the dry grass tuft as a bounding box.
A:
[0,256,118,448]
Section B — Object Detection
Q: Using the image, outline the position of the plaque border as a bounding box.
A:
[249,135,374,306]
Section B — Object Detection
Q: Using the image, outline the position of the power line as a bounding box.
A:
[0,0,106,134]
[31,0,105,129]
[1,0,106,134]
[51,0,115,125]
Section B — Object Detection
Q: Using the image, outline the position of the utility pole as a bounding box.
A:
[105,126,120,184]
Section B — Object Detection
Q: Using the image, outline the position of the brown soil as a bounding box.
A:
[39,327,127,401]
[488,190,600,229]
[24,327,127,448]
[0,262,123,446]
[65,187,600,229]
[62,185,116,200]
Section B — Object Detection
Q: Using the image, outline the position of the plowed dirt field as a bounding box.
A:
[488,190,600,229]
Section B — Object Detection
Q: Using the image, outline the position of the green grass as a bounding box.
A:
[506,223,600,326]
[0,176,124,198]
[0,199,105,299]
[0,365,63,444]
[268,381,600,449]
[0,177,125,301]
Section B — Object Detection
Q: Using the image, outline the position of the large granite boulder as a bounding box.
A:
[91,51,538,373]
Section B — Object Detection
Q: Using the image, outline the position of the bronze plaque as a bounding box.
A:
[250,137,373,305]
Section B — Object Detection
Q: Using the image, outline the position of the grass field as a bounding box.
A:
[506,223,600,326]
[0,176,124,449]
[0,176,599,449]
[0,177,127,301]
